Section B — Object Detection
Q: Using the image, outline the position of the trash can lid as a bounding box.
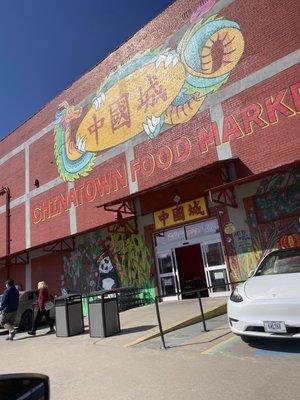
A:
[54,293,82,304]
[55,293,81,299]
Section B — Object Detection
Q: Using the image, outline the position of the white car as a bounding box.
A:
[228,247,300,342]
[0,290,55,332]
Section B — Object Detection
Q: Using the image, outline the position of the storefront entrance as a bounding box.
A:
[154,219,230,299]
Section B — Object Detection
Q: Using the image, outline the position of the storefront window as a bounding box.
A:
[205,242,224,267]
[155,219,220,246]
[185,219,219,239]
[209,269,229,292]
[155,227,185,246]
[158,254,173,274]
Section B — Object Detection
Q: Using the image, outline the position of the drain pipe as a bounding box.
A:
[0,187,11,279]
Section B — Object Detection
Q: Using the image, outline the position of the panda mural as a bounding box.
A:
[96,251,120,291]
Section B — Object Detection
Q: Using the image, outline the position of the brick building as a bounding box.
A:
[0,0,299,311]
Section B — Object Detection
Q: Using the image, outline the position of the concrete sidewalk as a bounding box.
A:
[102,296,228,347]
[0,296,227,347]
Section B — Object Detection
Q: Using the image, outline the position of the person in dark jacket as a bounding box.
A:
[28,281,55,335]
[0,279,19,341]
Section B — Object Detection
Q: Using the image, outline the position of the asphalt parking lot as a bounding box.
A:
[137,314,300,359]
[1,312,300,400]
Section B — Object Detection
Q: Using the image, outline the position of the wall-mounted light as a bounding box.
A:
[34,179,40,188]
[173,189,181,205]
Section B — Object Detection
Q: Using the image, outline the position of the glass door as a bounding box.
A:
[201,239,230,297]
[156,250,181,300]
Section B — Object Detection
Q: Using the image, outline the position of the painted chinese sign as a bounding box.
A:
[54,2,245,181]
[154,197,208,230]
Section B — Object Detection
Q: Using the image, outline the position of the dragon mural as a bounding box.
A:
[54,1,245,182]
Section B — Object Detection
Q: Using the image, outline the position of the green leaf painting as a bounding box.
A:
[61,226,154,300]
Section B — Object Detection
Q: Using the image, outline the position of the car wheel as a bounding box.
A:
[18,309,33,332]
[241,335,256,344]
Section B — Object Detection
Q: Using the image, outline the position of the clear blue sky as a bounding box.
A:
[0,0,174,139]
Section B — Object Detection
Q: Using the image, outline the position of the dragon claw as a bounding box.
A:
[155,52,179,69]
[93,92,106,110]
[76,136,87,153]
[172,55,179,66]
[143,115,163,139]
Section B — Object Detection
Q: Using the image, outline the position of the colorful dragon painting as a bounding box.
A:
[54,1,245,182]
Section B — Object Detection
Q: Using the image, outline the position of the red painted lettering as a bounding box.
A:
[84,181,97,202]
[111,165,128,191]
[59,193,69,212]
[130,159,140,182]
[241,103,269,135]
[290,82,300,112]
[198,122,220,153]
[173,136,192,163]
[49,196,61,218]
[265,89,295,124]
[156,145,173,170]
[32,206,42,224]
[68,188,79,207]
[222,115,244,143]
[95,174,111,197]
[76,186,85,205]
[141,153,155,176]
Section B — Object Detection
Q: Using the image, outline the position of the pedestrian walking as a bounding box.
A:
[28,281,55,335]
[0,279,19,341]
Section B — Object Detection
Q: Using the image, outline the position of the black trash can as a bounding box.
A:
[88,291,120,338]
[54,294,84,337]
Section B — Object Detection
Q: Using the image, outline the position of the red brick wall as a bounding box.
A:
[222,65,300,174]
[29,131,60,186]
[30,183,70,248]
[74,153,129,232]
[31,252,70,296]
[1,0,298,165]
[0,0,298,254]
[132,109,219,192]
[0,264,26,292]
[0,205,25,258]
[222,0,299,87]
[0,152,25,207]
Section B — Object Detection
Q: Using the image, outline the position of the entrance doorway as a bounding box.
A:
[175,244,208,297]
[155,219,231,299]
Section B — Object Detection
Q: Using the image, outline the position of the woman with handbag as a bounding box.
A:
[28,281,55,335]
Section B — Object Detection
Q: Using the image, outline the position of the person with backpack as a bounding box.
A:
[0,279,19,341]
[28,281,55,335]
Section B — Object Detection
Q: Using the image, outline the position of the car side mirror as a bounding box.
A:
[0,373,49,400]
[248,270,255,278]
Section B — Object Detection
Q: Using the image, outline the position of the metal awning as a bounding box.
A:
[98,156,239,211]
[207,160,299,194]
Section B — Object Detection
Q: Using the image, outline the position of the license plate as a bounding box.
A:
[263,321,286,333]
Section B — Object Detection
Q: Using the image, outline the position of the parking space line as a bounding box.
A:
[202,335,240,355]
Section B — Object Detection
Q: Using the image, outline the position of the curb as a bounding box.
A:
[124,302,227,347]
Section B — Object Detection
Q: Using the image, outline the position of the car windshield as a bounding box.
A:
[255,248,300,276]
